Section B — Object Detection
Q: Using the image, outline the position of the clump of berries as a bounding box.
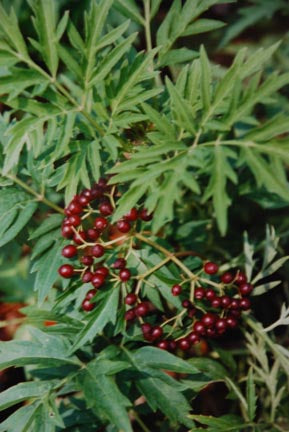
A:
[58,177,254,356]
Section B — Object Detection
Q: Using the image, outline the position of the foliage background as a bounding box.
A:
[0,0,288,431]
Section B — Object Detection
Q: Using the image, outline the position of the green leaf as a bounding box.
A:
[111,183,149,222]
[200,45,211,113]
[158,48,198,67]
[0,402,41,432]
[0,328,80,370]
[246,369,257,421]
[0,188,37,247]
[166,77,196,134]
[0,3,29,58]
[0,69,47,98]
[0,381,57,411]
[114,0,145,25]
[29,214,62,240]
[181,18,225,36]
[71,286,120,352]
[77,360,132,432]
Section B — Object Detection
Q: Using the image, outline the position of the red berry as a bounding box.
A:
[221,295,231,308]
[116,220,131,233]
[94,217,108,231]
[91,186,103,199]
[82,271,93,283]
[230,309,242,318]
[157,340,168,350]
[226,316,238,329]
[81,299,95,311]
[81,255,94,266]
[81,189,93,199]
[211,297,221,308]
[215,318,227,334]
[95,266,109,277]
[86,289,97,300]
[206,328,217,338]
[235,271,247,285]
[62,245,77,258]
[125,293,137,305]
[87,228,100,240]
[204,262,219,275]
[68,215,81,227]
[182,299,191,308]
[151,326,163,340]
[91,244,105,258]
[187,306,196,318]
[168,340,177,351]
[141,323,152,334]
[135,302,149,317]
[119,269,131,282]
[58,264,74,278]
[112,258,126,269]
[172,284,182,296]
[97,177,108,188]
[124,309,136,321]
[188,332,200,344]
[194,287,205,300]
[230,299,240,310]
[125,208,138,221]
[78,195,89,206]
[99,202,113,216]
[68,202,83,215]
[240,298,251,310]
[73,230,87,245]
[193,321,206,336]
[221,272,234,284]
[62,225,74,238]
[201,313,216,328]
[91,273,105,288]
[139,208,153,221]
[178,338,191,351]
[239,283,253,296]
[205,289,216,300]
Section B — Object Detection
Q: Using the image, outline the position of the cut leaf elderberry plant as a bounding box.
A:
[58,177,255,352]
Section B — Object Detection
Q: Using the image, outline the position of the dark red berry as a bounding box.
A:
[62,245,77,258]
[221,272,234,284]
[168,340,177,351]
[178,338,191,351]
[95,266,109,277]
[124,309,136,321]
[240,298,251,310]
[188,332,200,344]
[116,220,131,233]
[112,258,126,269]
[211,297,221,308]
[81,189,93,200]
[125,293,137,305]
[135,302,149,317]
[139,208,153,221]
[86,289,97,300]
[87,228,100,240]
[68,202,83,215]
[235,271,247,285]
[91,244,105,258]
[194,287,205,300]
[141,323,152,334]
[187,306,196,318]
[239,283,253,296]
[97,177,108,188]
[125,208,138,221]
[226,316,238,329]
[193,321,206,336]
[82,271,93,283]
[62,225,74,238]
[230,309,242,318]
[91,273,105,288]
[151,326,163,340]
[205,289,216,300]
[201,313,216,328]
[94,217,108,231]
[82,299,95,311]
[221,295,231,308]
[73,230,87,245]
[58,264,74,278]
[204,262,219,275]
[229,299,240,310]
[91,186,103,199]
[119,269,131,281]
[182,299,191,308]
[172,284,182,296]
[215,318,227,334]
[78,195,89,206]
[68,215,82,227]
[99,202,113,216]
[81,255,94,266]
[206,328,217,338]
[157,340,169,350]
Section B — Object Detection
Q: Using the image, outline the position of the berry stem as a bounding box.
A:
[7,174,64,214]
[137,256,171,280]
[135,233,196,279]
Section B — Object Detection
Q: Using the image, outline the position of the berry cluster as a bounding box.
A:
[58,178,254,355]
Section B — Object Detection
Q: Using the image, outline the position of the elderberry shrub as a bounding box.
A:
[58,177,254,356]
